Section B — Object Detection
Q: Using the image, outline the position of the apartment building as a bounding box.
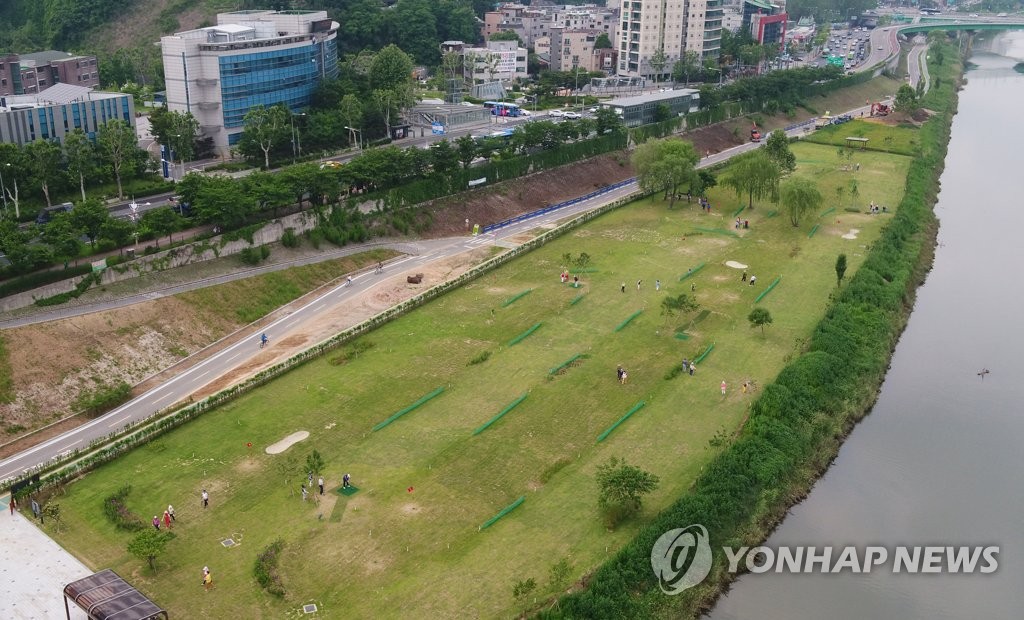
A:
[549,27,617,73]
[0,51,100,97]
[484,3,621,50]
[160,10,339,157]
[617,0,723,80]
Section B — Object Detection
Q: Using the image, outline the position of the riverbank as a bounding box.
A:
[543,42,964,619]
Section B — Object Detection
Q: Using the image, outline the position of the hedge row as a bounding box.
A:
[0,186,647,495]
[540,58,957,620]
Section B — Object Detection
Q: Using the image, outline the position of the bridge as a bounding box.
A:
[899,17,1024,35]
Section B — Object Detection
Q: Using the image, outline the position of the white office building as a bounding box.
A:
[160,10,339,157]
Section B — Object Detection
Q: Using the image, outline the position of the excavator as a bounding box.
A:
[750,122,762,143]
[870,102,891,117]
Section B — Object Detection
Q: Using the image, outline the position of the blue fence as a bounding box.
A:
[482,178,637,233]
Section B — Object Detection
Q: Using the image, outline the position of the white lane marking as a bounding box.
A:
[108,415,131,428]
[154,392,175,403]
[226,352,242,362]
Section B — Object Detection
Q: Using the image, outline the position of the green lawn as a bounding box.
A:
[802,118,921,156]
[42,143,911,618]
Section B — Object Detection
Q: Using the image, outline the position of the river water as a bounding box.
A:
[708,32,1024,620]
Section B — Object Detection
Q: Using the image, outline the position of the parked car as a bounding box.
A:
[563,111,582,119]
[588,106,599,113]
[35,202,73,226]
[549,109,565,117]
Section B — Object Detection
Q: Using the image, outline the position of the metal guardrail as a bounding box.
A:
[482,177,637,233]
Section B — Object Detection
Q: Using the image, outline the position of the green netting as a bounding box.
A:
[808,224,820,238]
[569,293,586,306]
[472,393,528,436]
[596,401,647,442]
[820,207,836,218]
[479,496,525,530]
[549,353,583,375]
[693,343,715,364]
[679,262,706,282]
[765,210,779,218]
[508,323,542,346]
[501,289,533,308]
[614,310,643,332]
[692,227,740,238]
[753,276,781,303]
[371,386,446,431]
[732,206,745,217]
[674,332,691,340]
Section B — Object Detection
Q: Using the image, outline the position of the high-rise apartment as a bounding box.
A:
[617,0,722,80]
[160,10,339,157]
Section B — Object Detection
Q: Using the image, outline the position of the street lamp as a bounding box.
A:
[344,126,363,151]
[128,198,140,254]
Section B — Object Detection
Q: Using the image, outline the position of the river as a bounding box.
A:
[708,32,1024,620]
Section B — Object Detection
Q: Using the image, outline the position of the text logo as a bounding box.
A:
[651,524,713,594]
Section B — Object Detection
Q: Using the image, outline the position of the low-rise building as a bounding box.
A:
[0,51,100,97]
[462,40,528,86]
[0,83,135,147]
[600,88,700,127]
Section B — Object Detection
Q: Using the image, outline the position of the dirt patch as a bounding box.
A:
[400,502,423,516]
[265,431,310,455]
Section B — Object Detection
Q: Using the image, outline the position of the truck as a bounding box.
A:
[870,102,891,117]
[750,123,762,143]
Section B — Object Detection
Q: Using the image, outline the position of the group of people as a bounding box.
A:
[151,504,176,530]
[699,197,713,213]
[559,271,580,287]
[868,201,887,214]
[741,272,757,286]
[681,359,697,376]
[734,218,750,230]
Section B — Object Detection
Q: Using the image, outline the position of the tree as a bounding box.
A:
[369,44,415,91]
[596,456,659,527]
[41,212,81,268]
[489,30,523,44]
[748,307,773,335]
[430,139,459,178]
[512,577,537,600]
[894,83,918,114]
[672,50,701,86]
[763,129,796,173]
[305,449,325,478]
[193,176,252,229]
[23,140,64,208]
[660,293,699,319]
[339,94,364,149]
[100,216,135,255]
[70,199,110,249]
[648,47,668,83]
[722,151,780,210]
[393,0,441,65]
[97,120,138,200]
[141,206,184,247]
[63,129,96,201]
[594,33,612,49]
[127,529,176,570]
[0,143,27,219]
[455,135,477,169]
[549,558,572,589]
[241,105,289,169]
[593,107,623,135]
[631,138,700,209]
[167,111,201,167]
[780,177,823,227]
[835,253,847,286]
[849,179,859,208]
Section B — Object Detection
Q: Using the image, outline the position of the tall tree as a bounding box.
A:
[63,129,96,201]
[23,140,64,208]
[835,253,847,286]
[40,212,81,268]
[763,129,796,173]
[100,216,136,256]
[631,138,700,209]
[97,120,138,200]
[596,456,659,527]
[894,84,918,113]
[779,176,823,227]
[127,529,175,571]
[455,135,477,169]
[241,105,289,169]
[393,0,441,65]
[648,47,668,83]
[369,44,415,92]
[722,151,780,210]
[70,198,110,249]
[748,307,773,335]
[141,206,184,247]
[339,95,365,148]
[0,143,27,219]
[673,50,702,86]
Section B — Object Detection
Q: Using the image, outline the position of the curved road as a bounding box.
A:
[0,99,893,485]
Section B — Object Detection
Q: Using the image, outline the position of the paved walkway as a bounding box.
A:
[1,494,90,619]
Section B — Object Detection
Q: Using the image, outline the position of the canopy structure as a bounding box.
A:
[63,569,167,620]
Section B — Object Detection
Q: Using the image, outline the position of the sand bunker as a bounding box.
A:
[724,261,748,269]
[265,431,309,454]
[841,229,861,240]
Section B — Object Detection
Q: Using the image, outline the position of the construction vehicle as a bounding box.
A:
[750,123,762,143]
[815,112,834,128]
[870,102,891,117]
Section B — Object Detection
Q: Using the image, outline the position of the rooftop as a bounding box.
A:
[605,88,700,108]
[17,50,88,65]
[1,84,125,111]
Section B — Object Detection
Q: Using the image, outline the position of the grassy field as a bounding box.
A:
[803,118,921,156]
[41,143,911,618]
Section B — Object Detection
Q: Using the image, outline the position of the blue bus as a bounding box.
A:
[483,101,522,117]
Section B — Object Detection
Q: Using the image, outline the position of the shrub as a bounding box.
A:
[239,246,264,265]
[253,539,286,596]
[281,227,300,248]
[102,484,145,531]
[76,381,133,417]
[468,350,491,366]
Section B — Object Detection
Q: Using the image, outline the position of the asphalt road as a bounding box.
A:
[0,100,878,485]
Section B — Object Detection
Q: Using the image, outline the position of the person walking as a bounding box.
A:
[621,282,626,293]
[655,279,661,291]
[721,380,727,396]
[163,510,172,529]
[637,279,642,291]
[9,496,17,515]
[741,271,747,282]
[168,504,175,522]
[749,275,757,286]
[301,485,308,502]
[689,363,696,377]
[153,515,161,530]
[201,489,209,509]
[318,477,325,495]
[260,333,268,348]
[203,570,213,592]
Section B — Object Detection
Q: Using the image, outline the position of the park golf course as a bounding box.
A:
[37,132,914,618]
